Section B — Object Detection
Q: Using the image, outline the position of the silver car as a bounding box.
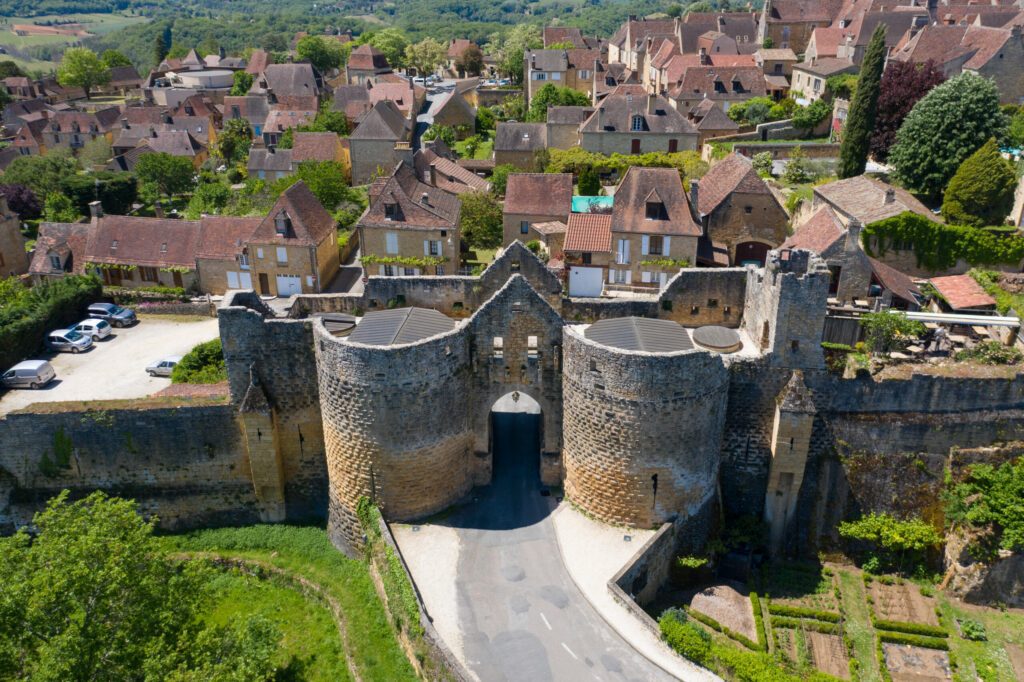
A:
[1,360,56,389]
[46,329,93,353]
[146,356,182,377]
[73,318,112,340]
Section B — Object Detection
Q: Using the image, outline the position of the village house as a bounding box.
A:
[345,45,393,85]
[42,108,122,152]
[688,99,740,145]
[261,108,317,146]
[223,94,271,138]
[608,17,678,71]
[502,173,573,247]
[665,62,768,113]
[524,48,602,102]
[677,12,760,53]
[608,166,701,289]
[444,39,477,77]
[425,90,476,137]
[693,153,789,266]
[494,122,548,170]
[193,216,264,294]
[0,197,28,278]
[108,130,208,171]
[250,63,322,100]
[790,57,857,104]
[579,86,697,155]
[356,162,461,276]
[649,49,755,99]
[807,175,937,228]
[543,26,600,49]
[753,47,798,78]
[2,77,41,100]
[592,60,639,101]
[564,212,613,297]
[349,99,413,185]
[758,0,842,53]
[248,131,349,182]
[29,222,91,283]
[546,105,595,149]
[412,146,491,195]
[82,213,203,291]
[101,65,144,96]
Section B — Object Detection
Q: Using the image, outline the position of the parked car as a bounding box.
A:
[1,360,55,389]
[87,302,137,327]
[46,329,93,353]
[72,318,112,340]
[146,356,182,377]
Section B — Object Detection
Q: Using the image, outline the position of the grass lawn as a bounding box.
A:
[164,525,418,682]
[0,13,148,71]
[205,570,351,682]
[837,569,882,682]
[454,135,494,160]
[463,247,497,271]
[938,595,1022,681]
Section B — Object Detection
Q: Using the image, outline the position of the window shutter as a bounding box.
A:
[625,270,632,284]
[379,265,386,275]
[608,269,614,284]
[641,271,651,283]
[424,240,430,256]
[663,236,671,255]
[641,235,649,255]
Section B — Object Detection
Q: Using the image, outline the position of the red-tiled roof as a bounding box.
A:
[868,257,920,304]
[930,274,996,310]
[86,216,200,268]
[291,132,341,163]
[503,174,573,216]
[697,153,771,216]
[564,212,612,252]
[781,206,844,255]
[348,44,391,71]
[448,39,474,58]
[195,216,262,260]
[612,166,701,237]
[251,181,336,246]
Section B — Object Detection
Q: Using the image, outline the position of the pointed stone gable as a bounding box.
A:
[777,370,816,414]
[250,181,335,247]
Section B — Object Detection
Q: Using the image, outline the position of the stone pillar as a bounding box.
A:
[239,367,286,522]
[764,371,815,556]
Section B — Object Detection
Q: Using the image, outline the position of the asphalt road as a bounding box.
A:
[445,407,674,682]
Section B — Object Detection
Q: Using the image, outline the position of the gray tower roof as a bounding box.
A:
[585,317,693,353]
[348,307,455,346]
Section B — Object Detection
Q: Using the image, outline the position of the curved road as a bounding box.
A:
[442,408,675,682]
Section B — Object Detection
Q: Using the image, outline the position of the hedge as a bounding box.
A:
[863,211,1024,271]
[659,611,711,665]
[767,603,841,623]
[0,275,102,371]
[750,592,768,651]
[873,618,947,638]
[877,630,949,650]
[770,616,840,634]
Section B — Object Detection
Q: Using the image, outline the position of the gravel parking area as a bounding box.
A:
[0,315,220,415]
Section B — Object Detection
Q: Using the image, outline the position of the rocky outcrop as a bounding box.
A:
[945,528,1024,608]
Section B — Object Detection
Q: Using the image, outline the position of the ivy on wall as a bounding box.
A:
[360,255,447,269]
[862,212,1024,271]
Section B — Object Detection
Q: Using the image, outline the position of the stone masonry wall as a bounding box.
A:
[562,325,727,531]
[0,404,259,533]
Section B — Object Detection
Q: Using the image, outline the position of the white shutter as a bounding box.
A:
[423,240,430,255]
[608,269,615,283]
[625,270,632,284]
[386,232,398,254]
[379,265,386,275]
[227,271,240,288]
[641,235,650,255]
[663,236,671,256]
[660,272,668,286]
[641,271,652,283]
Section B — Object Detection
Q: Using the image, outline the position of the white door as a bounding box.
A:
[239,272,252,288]
[568,266,604,297]
[226,271,240,288]
[276,274,301,296]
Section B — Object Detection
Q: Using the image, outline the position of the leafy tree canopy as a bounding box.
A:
[0,184,41,220]
[869,60,944,162]
[135,152,196,199]
[945,458,1024,554]
[229,70,253,96]
[941,138,1017,228]
[489,163,517,196]
[3,150,78,198]
[43,192,80,223]
[56,47,111,100]
[455,44,485,77]
[405,37,447,78]
[296,35,345,74]
[526,84,591,122]
[100,49,133,69]
[459,190,503,248]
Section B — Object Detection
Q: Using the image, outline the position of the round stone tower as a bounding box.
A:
[314,309,474,549]
[562,318,729,543]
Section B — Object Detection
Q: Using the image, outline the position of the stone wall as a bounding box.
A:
[562,325,726,530]
[0,403,259,533]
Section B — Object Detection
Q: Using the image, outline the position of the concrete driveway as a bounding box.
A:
[394,403,675,682]
[0,315,220,415]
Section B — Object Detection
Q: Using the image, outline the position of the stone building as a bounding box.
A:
[502,173,573,247]
[345,45,393,85]
[524,48,601,103]
[580,86,698,156]
[493,122,548,170]
[0,198,28,278]
[348,100,413,185]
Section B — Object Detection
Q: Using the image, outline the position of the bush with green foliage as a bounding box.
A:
[0,491,278,680]
[230,70,253,96]
[526,83,591,122]
[838,512,942,573]
[56,47,110,99]
[873,618,947,638]
[941,138,1017,227]
[791,98,831,132]
[955,341,1022,365]
[0,275,102,371]
[889,73,1008,197]
[3,152,78,198]
[770,617,840,633]
[659,609,711,664]
[136,152,196,199]
[827,72,858,100]
[546,148,708,186]
[877,630,949,650]
[475,106,496,132]
[459,190,503,248]
[43,192,80,222]
[838,24,885,178]
[60,171,137,216]
[422,124,457,147]
[271,161,353,210]
[863,212,1024,271]
[752,151,773,177]
[489,164,517,196]
[860,310,927,353]
[766,604,841,622]
[959,618,987,641]
[727,96,777,126]
[945,457,1024,554]
[782,146,819,184]
[171,338,227,384]
[577,166,601,196]
[870,60,945,162]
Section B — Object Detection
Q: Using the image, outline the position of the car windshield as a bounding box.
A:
[112,306,126,315]
[97,320,109,328]
[65,330,83,341]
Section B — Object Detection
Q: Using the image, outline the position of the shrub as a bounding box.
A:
[959,618,987,641]
[752,151,773,177]
[766,603,841,623]
[942,138,1017,227]
[750,592,767,651]
[659,610,711,664]
[873,618,947,638]
[877,630,949,650]
[955,341,1022,365]
[838,512,942,574]
[860,310,927,353]
[171,338,227,384]
[944,457,1024,553]
[770,617,840,634]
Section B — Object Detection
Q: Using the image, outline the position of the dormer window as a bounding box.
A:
[49,254,61,270]
[185,105,194,115]
[645,201,667,220]
[111,240,118,250]
[714,80,726,93]
[384,202,399,220]
[732,79,742,93]
[274,211,292,235]
[631,115,644,131]
[160,242,168,253]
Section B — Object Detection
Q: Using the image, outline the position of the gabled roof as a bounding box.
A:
[253,63,319,98]
[868,257,920,305]
[755,48,798,61]
[248,146,294,172]
[793,57,857,77]
[766,0,841,23]
[678,12,759,52]
[612,166,701,237]
[546,105,595,126]
[697,153,772,216]
[138,130,206,157]
[223,95,270,125]
[195,216,262,260]
[291,132,342,163]
[350,99,408,140]
[347,44,391,71]
[359,162,461,230]
[781,205,845,256]
[581,86,696,135]
[426,89,474,122]
[251,181,336,246]
[331,84,373,120]
[86,215,200,268]
[693,101,739,131]
[181,48,204,67]
[504,173,573,216]
[564,212,612,253]
[930,274,996,310]
[245,49,271,75]
[808,27,845,58]
[369,79,423,117]
[494,122,547,152]
[814,175,936,224]
[544,26,591,49]
[108,65,142,86]
[669,64,768,100]
[447,38,474,58]
[29,222,90,275]
[413,148,491,195]
[264,108,317,133]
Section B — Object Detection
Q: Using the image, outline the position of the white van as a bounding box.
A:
[1,360,56,389]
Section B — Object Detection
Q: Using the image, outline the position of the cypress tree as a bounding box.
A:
[154,34,168,65]
[837,24,887,178]
[941,138,1017,227]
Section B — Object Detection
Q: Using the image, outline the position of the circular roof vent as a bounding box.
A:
[692,325,742,354]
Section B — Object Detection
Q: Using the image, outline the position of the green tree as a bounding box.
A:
[365,29,409,69]
[890,72,1008,198]
[838,512,942,574]
[272,161,352,209]
[489,164,517,196]
[497,94,527,122]
[945,458,1024,554]
[296,35,344,74]
[135,152,196,199]
[184,180,232,220]
[455,44,485,77]
[2,152,78,198]
[752,151,773,177]
[172,338,226,382]
[860,310,927,353]
[577,166,601,195]
[527,83,592,122]
[791,98,831,132]
[0,60,25,79]
[941,138,1017,227]
[56,47,110,100]
[0,491,278,679]
[1009,108,1024,147]
[838,24,886,178]
[782,146,815,184]
[422,124,457,147]
[99,49,133,69]
[154,32,168,66]
[405,37,447,78]
[43,192,80,222]
[476,106,496,132]
[459,190,503,248]
[216,118,253,164]
[495,24,542,85]
[229,70,253,96]
[78,136,112,169]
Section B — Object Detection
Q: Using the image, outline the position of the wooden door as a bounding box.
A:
[258,273,270,294]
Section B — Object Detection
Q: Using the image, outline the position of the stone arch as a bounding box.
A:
[734,240,773,266]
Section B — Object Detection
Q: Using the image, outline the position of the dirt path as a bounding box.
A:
[809,631,850,680]
[1007,643,1024,680]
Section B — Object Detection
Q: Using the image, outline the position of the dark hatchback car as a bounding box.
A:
[86,302,138,327]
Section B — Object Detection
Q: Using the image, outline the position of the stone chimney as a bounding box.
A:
[120,117,129,129]
[421,192,430,206]
[219,46,226,59]
[647,93,656,113]
[597,105,604,130]
[429,162,437,187]
[148,126,157,138]
[699,47,709,65]
[883,187,896,205]
[845,218,863,254]
[162,111,173,124]
[268,144,276,154]
[690,178,699,210]
[88,200,103,219]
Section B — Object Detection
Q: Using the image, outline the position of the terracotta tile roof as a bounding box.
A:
[86,215,201,268]
[891,25,970,65]
[809,27,844,58]
[291,132,341,163]
[108,65,142,87]
[331,84,372,120]
[581,86,696,134]
[930,274,996,310]
[195,216,262,260]
[49,107,122,133]
[755,48,798,61]
[223,95,270,126]
[504,173,573,216]
[138,130,206,157]
[814,176,936,224]
[448,39,474,58]
[793,57,857,77]
[611,166,701,237]
[413,148,491,195]
[766,0,841,23]
[253,64,319,98]
[697,153,771,216]
[678,12,759,52]
[251,180,336,246]
[348,44,391,71]
[564,212,612,252]
[494,122,547,152]
[264,108,317,133]
[369,80,420,116]
[868,257,920,304]
[544,27,590,48]
[29,222,90,276]
[245,49,271,75]
[668,65,767,101]
[962,25,1013,69]
[781,206,844,255]
[359,162,460,230]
